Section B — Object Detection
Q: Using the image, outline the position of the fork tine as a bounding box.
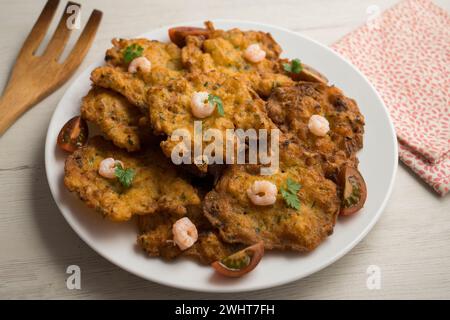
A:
[62,9,102,74]
[19,0,60,56]
[43,1,80,60]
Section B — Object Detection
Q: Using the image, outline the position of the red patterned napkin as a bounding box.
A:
[331,0,449,195]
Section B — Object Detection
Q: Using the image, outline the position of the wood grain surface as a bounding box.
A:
[0,0,449,299]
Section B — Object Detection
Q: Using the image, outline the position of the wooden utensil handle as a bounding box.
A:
[0,87,42,136]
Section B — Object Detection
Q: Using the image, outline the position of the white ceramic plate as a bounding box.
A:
[45,20,398,293]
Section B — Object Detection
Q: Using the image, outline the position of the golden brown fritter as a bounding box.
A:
[147,70,275,171]
[267,82,365,180]
[81,87,150,152]
[105,38,184,70]
[203,139,340,252]
[64,136,200,222]
[91,38,184,110]
[137,205,240,264]
[181,22,293,97]
[90,66,149,112]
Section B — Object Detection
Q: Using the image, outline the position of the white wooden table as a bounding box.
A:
[0,0,449,299]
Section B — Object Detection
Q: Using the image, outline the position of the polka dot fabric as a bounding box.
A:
[331,0,449,196]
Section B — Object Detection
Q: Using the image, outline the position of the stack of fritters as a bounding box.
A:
[63,21,365,265]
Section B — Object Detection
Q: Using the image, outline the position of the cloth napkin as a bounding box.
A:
[331,0,449,196]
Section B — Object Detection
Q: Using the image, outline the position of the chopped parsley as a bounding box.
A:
[115,163,135,188]
[280,178,301,210]
[208,93,224,116]
[123,44,144,63]
[283,58,303,74]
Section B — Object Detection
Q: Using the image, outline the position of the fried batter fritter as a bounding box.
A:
[147,70,275,170]
[181,22,293,97]
[203,139,340,252]
[137,205,240,264]
[105,38,183,70]
[267,82,365,180]
[81,87,150,152]
[64,136,200,221]
[90,66,149,112]
[91,38,184,110]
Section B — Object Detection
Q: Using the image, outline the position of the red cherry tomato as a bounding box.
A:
[283,60,328,84]
[57,116,88,153]
[211,241,264,277]
[339,166,367,216]
[168,27,211,47]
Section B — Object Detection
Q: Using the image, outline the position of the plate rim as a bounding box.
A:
[45,19,398,293]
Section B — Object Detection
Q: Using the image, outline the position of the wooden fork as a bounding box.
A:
[0,0,102,135]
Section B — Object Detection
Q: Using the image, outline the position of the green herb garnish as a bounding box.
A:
[208,94,224,116]
[280,178,301,210]
[115,163,135,188]
[283,58,303,74]
[123,44,144,63]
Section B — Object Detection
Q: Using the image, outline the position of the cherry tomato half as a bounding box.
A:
[285,62,328,84]
[168,27,211,47]
[211,241,264,278]
[57,116,89,153]
[339,166,367,216]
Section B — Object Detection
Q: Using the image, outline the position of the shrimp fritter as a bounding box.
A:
[181,22,293,97]
[137,205,240,264]
[147,70,275,171]
[203,139,340,252]
[104,38,184,71]
[64,136,200,222]
[81,87,150,152]
[91,38,184,110]
[267,82,365,180]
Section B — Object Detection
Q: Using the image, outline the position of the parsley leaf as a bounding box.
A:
[281,189,300,210]
[114,163,135,188]
[123,44,144,63]
[286,178,301,193]
[283,58,303,74]
[280,178,301,210]
[208,94,224,116]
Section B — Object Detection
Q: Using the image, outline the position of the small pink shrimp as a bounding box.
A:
[128,56,152,73]
[244,44,266,63]
[247,180,277,206]
[98,158,124,179]
[191,91,215,118]
[308,115,330,136]
[172,217,198,250]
